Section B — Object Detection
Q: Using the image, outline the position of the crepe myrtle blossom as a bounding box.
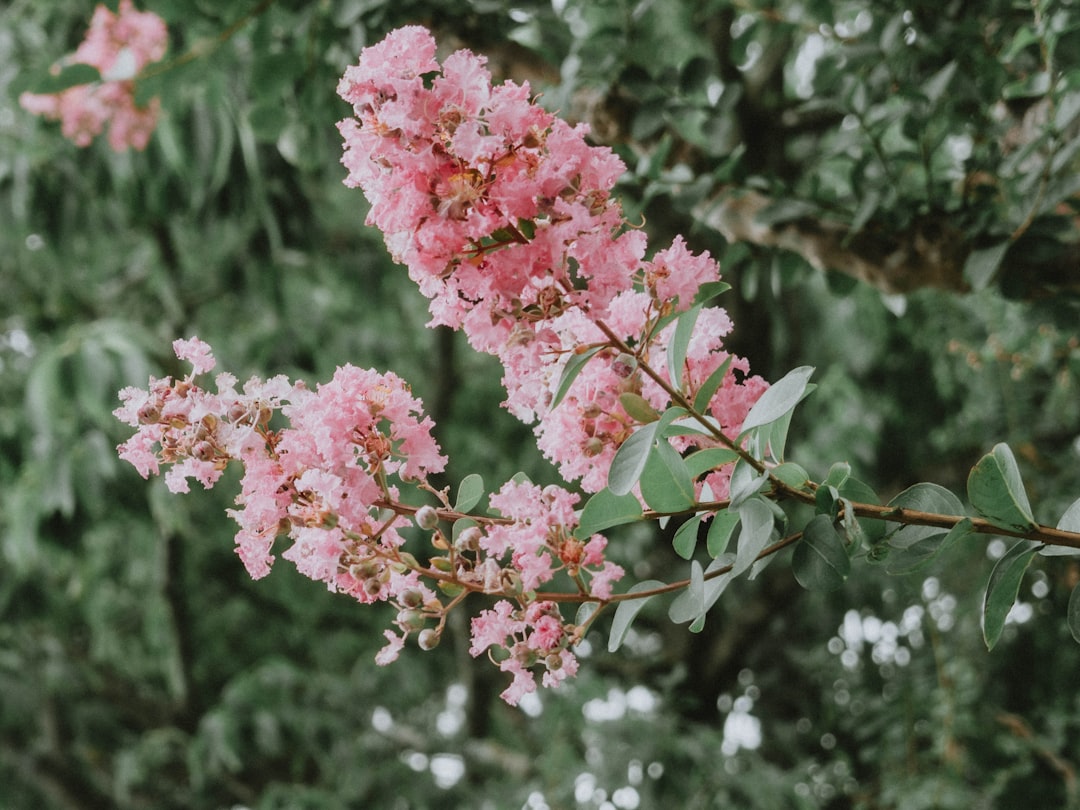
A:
[20,0,167,151]
[336,26,768,495]
[116,338,623,702]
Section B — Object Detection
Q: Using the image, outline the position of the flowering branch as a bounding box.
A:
[113,25,1080,705]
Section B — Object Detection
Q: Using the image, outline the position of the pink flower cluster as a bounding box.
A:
[20,0,167,151]
[115,338,445,588]
[337,26,766,494]
[470,600,581,705]
[115,338,622,702]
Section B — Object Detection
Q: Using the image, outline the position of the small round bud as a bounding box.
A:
[396,609,426,632]
[611,352,637,378]
[581,402,603,419]
[192,441,216,462]
[415,505,439,530]
[456,526,483,552]
[583,437,604,457]
[417,628,441,650]
[400,588,424,609]
[545,653,563,671]
[227,401,250,424]
[136,400,161,424]
[499,569,523,596]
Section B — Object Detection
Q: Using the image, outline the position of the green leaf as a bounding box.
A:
[792,515,850,591]
[684,447,740,479]
[963,242,1010,291]
[1041,496,1080,556]
[1069,584,1080,644]
[770,462,810,490]
[734,497,774,576]
[618,392,660,423]
[838,476,887,545]
[823,462,851,489]
[551,346,604,410]
[666,304,702,393]
[21,63,101,95]
[888,482,965,547]
[669,555,736,627]
[672,514,704,560]
[885,518,973,575]
[608,581,666,652]
[729,459,768,506]
[576,488,644,538]
[693,355,733,412]
[640,438,696,512]
[607,421,660,495]
[454,473,484,513]
[922,60,957,104]
[707,509,741,556]
[982,540,1039,650]
[669,560,706,624]
[692,281,732,304]
[740,366,815,434]
[967,443,1037,533]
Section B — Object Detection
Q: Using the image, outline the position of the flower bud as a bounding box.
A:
[581,402,603,419]
[364,578,383,597]
[500,569,523,596]
[611,352,637,378]
[136,400,161,424]
[396,609,426,632]
[456,526,483,552]
[415,505,439,530]
[192,441,216,462]
[545,653,563,671]
[400,588,424,609]
[417,628,441,650]
[583,437,604,457]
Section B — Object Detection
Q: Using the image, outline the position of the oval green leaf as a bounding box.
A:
[685,447,740,479]
[608,580,667,652]
[739,366,815,434]
[640,438,696,513]
[734,497,774,576]
[608,422,659,495]
[792,515,850,591]
[673,513,704,560]
[982,540,1038,650]
[1042,496,1080,556]
[454,473,484,513]
[707,509,741,557]
[967,443,1037,533]
[666,304,702,393]
[618,392,660,423]
[550,346,604,411]
[576,488,644,538]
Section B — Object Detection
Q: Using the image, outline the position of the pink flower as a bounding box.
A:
[20,1,167,152]
[375,630,406,666]
[172,336,215,376]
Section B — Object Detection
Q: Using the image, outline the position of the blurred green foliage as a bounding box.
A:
[3,0,1080,808]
